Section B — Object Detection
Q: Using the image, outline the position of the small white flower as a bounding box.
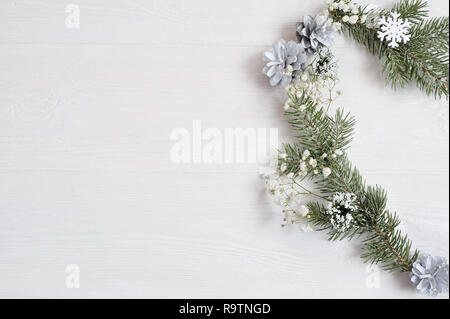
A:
[338,0,349,12]
[332,3,339,10]
[313,169,319,175]
[342,15,350,23]
[320,153,328,160]
[280,153,288,159]
[334,149,343,156]
[332,154,337,159]
[280,163,288,172]
[301,73,309,82]
[309,158,317,168]
[360,15,367,23]
[299,104,307,112]
[349,15,359,24]
[287,173,295,179]
[300,161,307,172]
[299,205,309,217]
[298,81,308,89]
[351,7,359,15]
[268,179,278,191]
[333,22,342,31]
[289,86,296,95]
[302,150,311,160]
[323,167,332,178]
[285,65,294,76]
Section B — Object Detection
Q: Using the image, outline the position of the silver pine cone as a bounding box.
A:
[263,39,307,88]
[410,254,449,297]
[296,14,336,53]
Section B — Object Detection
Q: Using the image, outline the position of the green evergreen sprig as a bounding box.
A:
[329,0,449,99]
[279,80,419,273]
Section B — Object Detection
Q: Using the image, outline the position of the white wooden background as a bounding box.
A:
[0,0,448,299]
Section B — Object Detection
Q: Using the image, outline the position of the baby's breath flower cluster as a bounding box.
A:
[261,166,315,231]
[284,52,340,113]
[327,0,367,26]
[326,192,358,232]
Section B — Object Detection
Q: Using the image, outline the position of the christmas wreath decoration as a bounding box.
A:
[261,0,449,297]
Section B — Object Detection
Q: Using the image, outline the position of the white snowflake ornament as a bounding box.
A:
[377,12,411,48]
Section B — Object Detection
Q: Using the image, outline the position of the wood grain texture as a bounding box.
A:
[0,0,448,298]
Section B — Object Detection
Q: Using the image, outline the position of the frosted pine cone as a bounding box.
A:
[263,39,307,88]
[410,254,449,297]
[296,14,336,53]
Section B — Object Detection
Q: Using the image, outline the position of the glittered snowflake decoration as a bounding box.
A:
[377,12,412,48]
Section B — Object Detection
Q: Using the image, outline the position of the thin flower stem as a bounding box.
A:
[293,181,329,201]
[325,81,336,113]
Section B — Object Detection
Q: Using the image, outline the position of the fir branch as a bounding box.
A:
[393,0,429,24]
[329,0,449,99]
[285,89,356,157]
[403,17,450,97]
[282,99,419,273]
